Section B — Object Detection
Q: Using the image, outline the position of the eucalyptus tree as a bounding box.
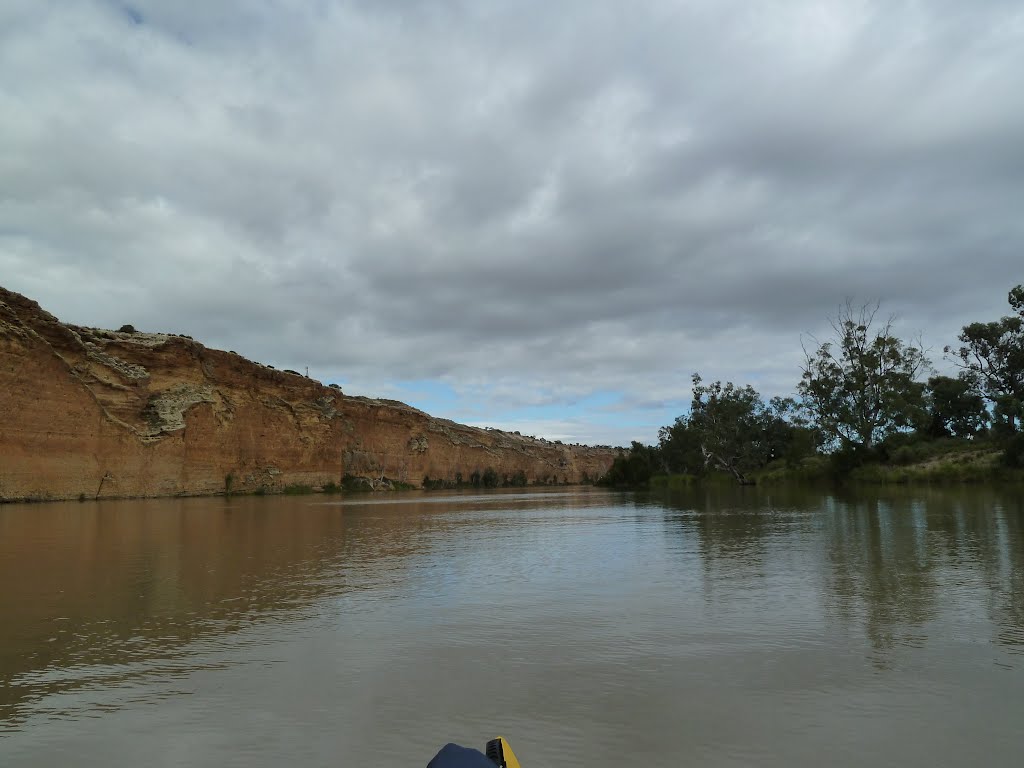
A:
[921,375,988,438]
[946,284,1024,433]
[798,301,929,451]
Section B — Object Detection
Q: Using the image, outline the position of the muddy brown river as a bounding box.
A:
[1,486,1022,766]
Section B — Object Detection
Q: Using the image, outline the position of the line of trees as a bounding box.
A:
[602,284,1024,486]
[421,468,563,490]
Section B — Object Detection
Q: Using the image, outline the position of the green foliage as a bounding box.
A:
[599,442,661,487]
[749,440,1013,485]
[507,469,528,487]
[992,395,1024,437]
[422,471,474,490]
[828,444,882,475]
[890,444,926,466]
[687,374,775,483]
[1001,434,1024,468]
[799,301,928,450]
[765,396,819,467]
[630,283,1024,488]
[753,456,832,485]
[922,375,988,438]
[341,474,374,491]
[117,324,137,334]
[282,484,313,495]
[879,432,970,465]
[422,475,460,490]
[224,473,234,495]
[947,284,1024,432]
[848,450,1002,484]
[482,467,500,488]
[780,422,820,468]
[648,473,698,491]
[648,379,818,486]
[322,481,341,494]
[658,419,703,475]
[469,469,482,487]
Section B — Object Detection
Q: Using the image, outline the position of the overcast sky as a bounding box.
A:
[2,1,1022,445]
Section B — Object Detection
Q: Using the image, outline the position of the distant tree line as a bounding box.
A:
[601,284,1024,486]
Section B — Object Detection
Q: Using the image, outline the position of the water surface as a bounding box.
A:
[1,486,1022,766]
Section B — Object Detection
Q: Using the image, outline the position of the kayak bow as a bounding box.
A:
[485,737,522,768]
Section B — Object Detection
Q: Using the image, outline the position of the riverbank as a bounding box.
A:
[646,439,1024,489]
[0,285,616,502]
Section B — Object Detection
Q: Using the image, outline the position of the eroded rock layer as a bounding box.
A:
[0,286,616,501]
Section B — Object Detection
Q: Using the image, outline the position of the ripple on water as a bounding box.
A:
[1,487,1023,767]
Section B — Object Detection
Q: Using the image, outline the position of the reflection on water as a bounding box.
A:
[0,498,347,726]
[1,486,1023,767]
[660,487,1024,660]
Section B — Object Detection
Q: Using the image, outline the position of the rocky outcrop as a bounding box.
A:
[0,286,616,502]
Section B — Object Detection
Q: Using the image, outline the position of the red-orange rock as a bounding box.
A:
[0,286,616,501]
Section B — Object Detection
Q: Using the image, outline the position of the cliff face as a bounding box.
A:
[0,287,616,502]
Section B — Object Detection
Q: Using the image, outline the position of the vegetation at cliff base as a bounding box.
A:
[422,467,542,490]
[601,284,1024,488]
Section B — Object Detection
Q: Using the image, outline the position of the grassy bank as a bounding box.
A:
[756,439,1024,486]
[642,440,1024,489]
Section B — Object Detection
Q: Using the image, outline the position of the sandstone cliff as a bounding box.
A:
[0,286,616,502]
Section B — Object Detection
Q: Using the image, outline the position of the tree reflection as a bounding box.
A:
[984,494,1024,652]
[655,485,816,606]
[821,492,938,655]
[657,484,1024,660]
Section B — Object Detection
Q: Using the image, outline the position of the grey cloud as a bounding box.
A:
[2,0,1022,442]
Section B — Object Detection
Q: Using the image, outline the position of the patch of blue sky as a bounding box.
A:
[317,375,682,445]
[399,383,676,446]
